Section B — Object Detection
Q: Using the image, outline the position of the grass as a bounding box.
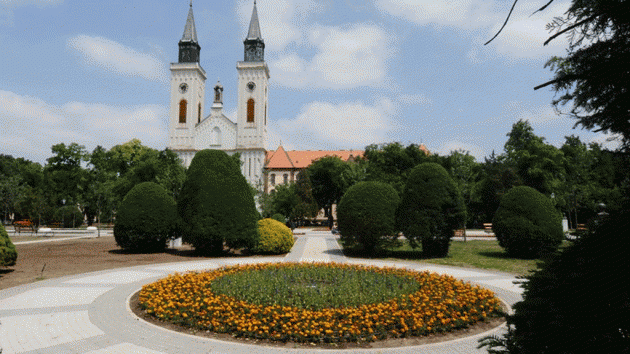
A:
[210,263,421,310]
[341,239,572,275]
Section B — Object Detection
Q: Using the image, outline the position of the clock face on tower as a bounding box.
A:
[179,83,188,93]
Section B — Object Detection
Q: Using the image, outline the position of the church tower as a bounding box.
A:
[168,2,207,167]
[236,1,269,187]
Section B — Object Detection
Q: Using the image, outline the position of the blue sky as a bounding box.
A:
[0,0,620,165]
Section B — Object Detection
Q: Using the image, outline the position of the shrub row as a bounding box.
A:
[115,150,289,255]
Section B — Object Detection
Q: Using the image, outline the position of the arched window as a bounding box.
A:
[247,98,255,123]
[211,127,222,146]
[283,174,288,184]
[198,103,201,124]
[179,99,187,123]
[270,174,276,186]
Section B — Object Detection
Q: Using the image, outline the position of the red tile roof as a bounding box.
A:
[265,148,364,169]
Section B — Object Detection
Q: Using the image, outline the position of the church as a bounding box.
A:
[167,1,270,188]
[167,2,427,193]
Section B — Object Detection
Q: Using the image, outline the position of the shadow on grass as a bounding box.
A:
[477,251,514,259]
[341,246,440,260]
[0,268,15,275]
[108,246,254,258]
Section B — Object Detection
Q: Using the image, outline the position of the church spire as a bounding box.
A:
[178,1,200,63]
[244,1,265,62]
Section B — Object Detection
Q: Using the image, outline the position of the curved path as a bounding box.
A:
[0,230,522,354]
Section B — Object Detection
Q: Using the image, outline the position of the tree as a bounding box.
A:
[396,163,466,257]
[308,156,351,227]
[502,120,566,200]
[337,181,400,253]
[443,149,481,227]
[271,183,300,221]
[493,186,564,258]
[480,207,630,353]
[114,182,177,252]
[178,149,259,254]
[363,142,430,196]
[488,0,630,147]
[0,222,17,266]
[293,170,319,223]
[45,143,88,208]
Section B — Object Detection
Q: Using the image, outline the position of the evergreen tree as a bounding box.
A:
[178,149,259,254]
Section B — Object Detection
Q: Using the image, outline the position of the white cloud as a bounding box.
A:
[236,0,323,51]
[0,90,167,164]
[272,98,396,149]
[67,35,168,82]
[270,24,393,89]
[375,0,498,29]
[1,0,63,25]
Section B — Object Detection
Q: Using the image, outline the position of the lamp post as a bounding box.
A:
[61,199,65,228]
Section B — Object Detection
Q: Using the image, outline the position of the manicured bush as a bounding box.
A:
[114,182,177,252]
[492,186,563,258]
[252,218,294,254]
[271,213,286,224]
[337,181,400,252]
[480,208,630,353]
[53,205,83,228]
[178,150,259,254]
[396,163,466,257]
[0,223,17,266]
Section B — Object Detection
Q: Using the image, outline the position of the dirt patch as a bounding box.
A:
[129,290,506,350]
[0,236,259,290]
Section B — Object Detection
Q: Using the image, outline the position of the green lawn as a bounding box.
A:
[341,239,571,275]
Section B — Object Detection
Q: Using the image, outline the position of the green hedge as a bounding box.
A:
[492,186,563,258]
[178,150,259,254]
[0,223,17,266]
[337,181,400,252]
[396,162,466,257]
[252,218,294,254]
[114,182,177,252]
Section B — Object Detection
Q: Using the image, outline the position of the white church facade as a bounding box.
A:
[167,2,269,188]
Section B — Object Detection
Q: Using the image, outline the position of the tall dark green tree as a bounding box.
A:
[396,163,466,257]
[308,156,351,227]
[293,170,319,223]
[178,150,259,254]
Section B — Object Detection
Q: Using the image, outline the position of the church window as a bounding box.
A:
[247,98,255,123]
[198,103,201,124]
[179,99,187,123]
[212,127,222,146]
[283,174,288,184]
[215,90,220,102]
[271,174,276,185]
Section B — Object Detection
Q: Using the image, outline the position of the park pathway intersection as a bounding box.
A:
[0,230,521,353]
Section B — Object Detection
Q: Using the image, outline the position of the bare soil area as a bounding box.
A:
[0,236,252,290]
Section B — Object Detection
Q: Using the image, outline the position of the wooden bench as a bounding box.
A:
[454,229,466,237]
[13,220,35,234]
[483,223,493,234]
[577,224,587,232]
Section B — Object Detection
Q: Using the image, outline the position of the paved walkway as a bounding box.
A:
[0,230,522,353]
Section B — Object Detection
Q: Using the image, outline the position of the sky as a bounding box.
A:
[0,0,621,166]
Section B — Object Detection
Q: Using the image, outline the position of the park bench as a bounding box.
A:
[483,223,493,234]
[13,220,35,234]
[454,229,466,237]
[577,224,587,232]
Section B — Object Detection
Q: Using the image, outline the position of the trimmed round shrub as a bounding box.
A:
[0,223,17,266]
[337,181,400,252]
[114,182,177,252]
[396,163,466,257]
[54,205,83,228]
[271,213,286,224]
[252,218,294,254]
[178,150,259,255]
[492,186,563,258]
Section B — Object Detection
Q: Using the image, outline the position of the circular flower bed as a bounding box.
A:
[139,262,502,344]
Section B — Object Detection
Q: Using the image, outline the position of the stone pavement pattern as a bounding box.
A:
[0,230,522,353]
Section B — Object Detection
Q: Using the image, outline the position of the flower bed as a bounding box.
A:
[139,262,501,343]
